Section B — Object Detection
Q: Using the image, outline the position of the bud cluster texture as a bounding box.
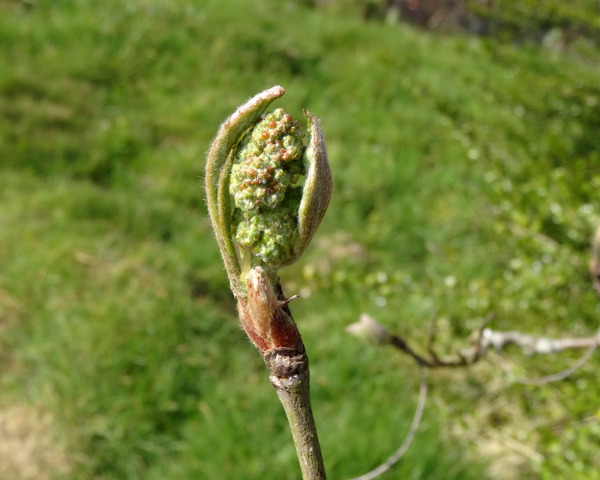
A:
[230,108,305,266]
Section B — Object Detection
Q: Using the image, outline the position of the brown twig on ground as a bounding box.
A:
[345,225,600,480]
[351,311,599,381]
[511,326,600,386]
[478,326,600,355]
[348,363,427,480]
[398,313,599,383]
[386,313,495,368]
[347,310,599,479]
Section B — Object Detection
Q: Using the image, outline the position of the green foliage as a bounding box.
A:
[1,0,599,479]
[469,0,600,43]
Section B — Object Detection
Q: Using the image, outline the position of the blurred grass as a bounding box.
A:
[1,0,600,479]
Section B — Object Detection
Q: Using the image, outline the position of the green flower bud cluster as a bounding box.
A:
[206,86,332,297]
[230,109,306,266]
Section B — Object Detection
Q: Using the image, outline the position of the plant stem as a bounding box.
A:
[265,348,327,480]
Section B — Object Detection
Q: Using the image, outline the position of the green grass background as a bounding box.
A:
[1,0,600,479]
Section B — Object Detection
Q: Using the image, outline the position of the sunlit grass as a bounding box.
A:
[1,0,600,478]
